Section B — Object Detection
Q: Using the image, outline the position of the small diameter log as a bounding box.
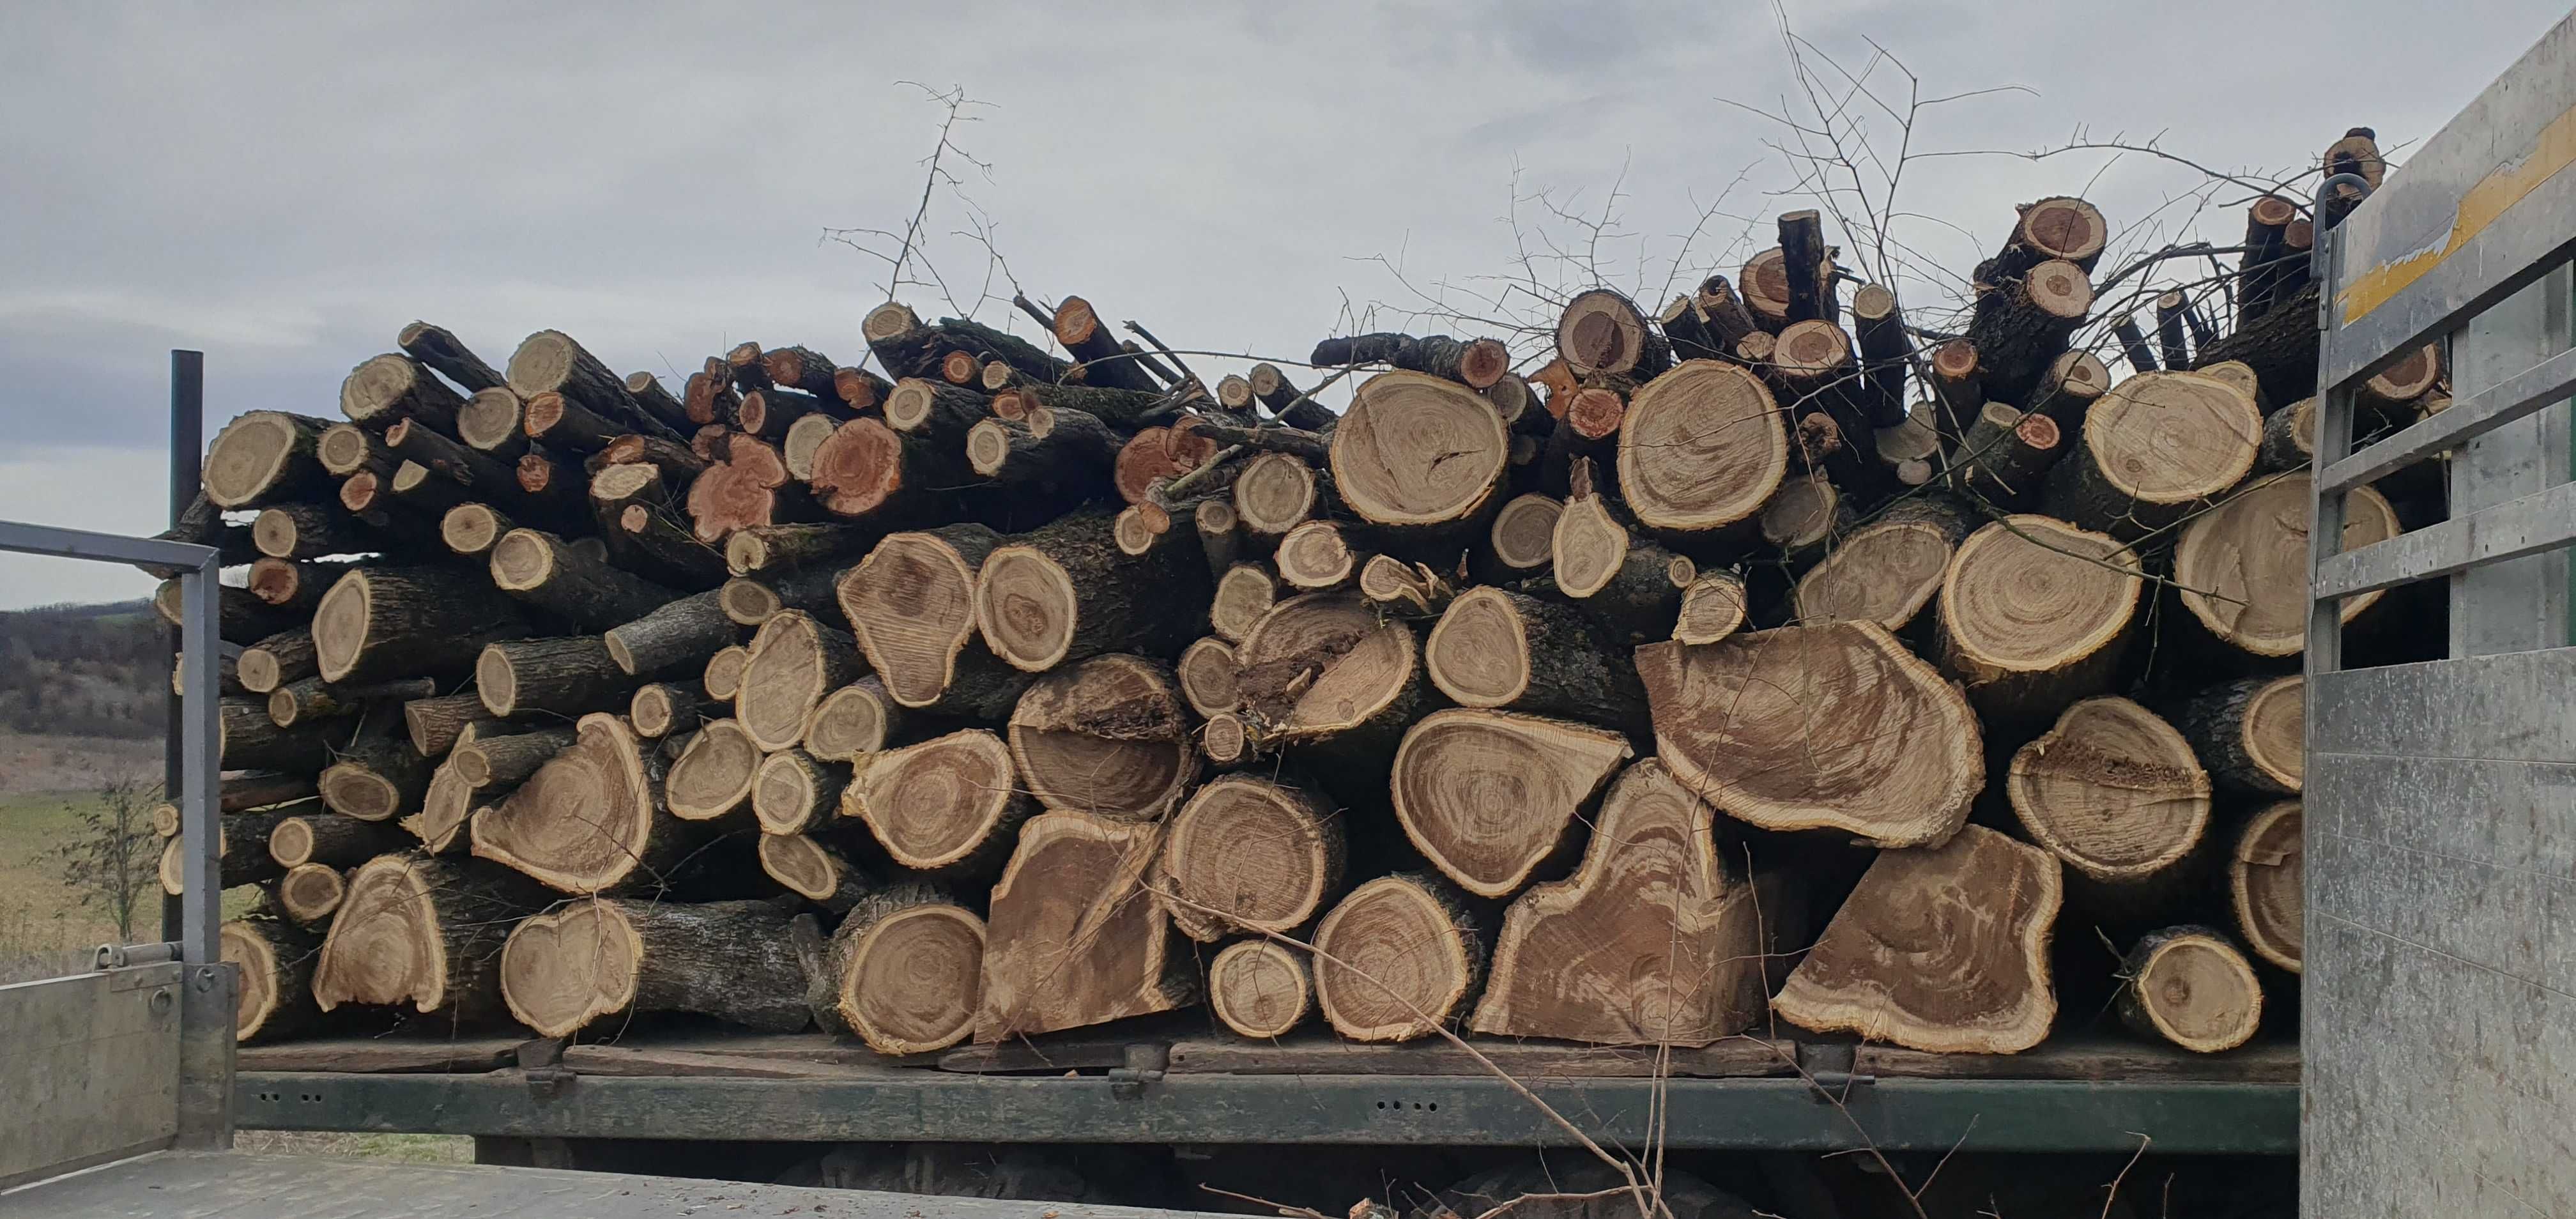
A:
[1356,555,1454,618]
[1793,496,1970,632]
[1195,499,1241,576]
[397,321,505,393]
[735,610,865,752]
[1329,372,1510,535]
[247,503,378,562]
[1210,563,1281,643]
[758,832,870,914]
[702,645,749,702]
[630,680,716,740]
[752,748,850,836]
[974,509,1205,673]
[2230,801,2304,973]
[456,387,530,459]
[1231,452,1328,540]
[1965,258,2094,404]
[2175,473,2399,659]
[2028,349,2111,429]
[1638,622,1984,848]
[316,723,438,821]
[218,698,335,771]
[1312,871,1487,1043]
[500,898,809,1038]
[276,864,346,927]
[204,411,333,508]
[1551,484,1695,641]
[470,713,704,894]
[159,804,302,894]
[976,809,1197,1041]
[1936,515,2143,728]
[452,725,581,791]
[1773,824,2062,1054]
[825,883,987,1053]
[1242,362,1331,431]
[2117,926,2264,1052]
[142,493,258,577]
[1554,289,1667,379]
[1048,296,1163,393]
[844,729,1034,877]
[2006,697,2212,912]
[1616,360,1790,539]
[489,527,675,630]
[1471,757,1772,1046]
[439,503,514,558]
[477,636,634,719]
[2181,675,2304,795]
[313,566,531,684]
[804,677,904,763]
[1485,493,1561,580]
[882,378,988,449]
[506,330,673,440]
[965,409,1120,495]
[1176,637,1239,718]
[1199,712,1262,769]
[220,772,323,814]
[1925,339,1984,441]
[1672,571,1749,645]
[1153,773,1346,942]
[1208,940,1314,1039]
[1232,592,1429,758]
[245,558,348,617]
[1989,195,2110,279]
[224,917,322,1043]
[2259,397,2317,473]
[1758,472,1850,566]
[2045,371,2262,539]
[1848,282,1912,425]
[1740,246,1832,333]
[1425,586,1644,728]
[624,371,691,432]
[401,693,492,759]
[1392,710,1630,898]
[721,565,839,627]
[602,589,737,680]
[1275,519,1365,592]
[1007,654,1200,821]
[664,718,762,822]
[269,811,408,869]
[314,853,543,1021]
[1949,402,2064,507]
[236,628,318,695]
[269,675,433,730]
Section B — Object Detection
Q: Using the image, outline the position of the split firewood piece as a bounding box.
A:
[1392,710,1630,898]
[2181,675,2304,795]
[268,810,408,870]
[2117,926,2264,1053]
[500,898,811,1038]
[1006,654,1199,821]
[825,883,986,1054]
[2044,371,2260,539]
[1639,622,1983,847]
[1276,520,1367,592]
[470,712,707,894]
[1471,758,1771,1046]
[1552,478,1695,641]
[1208,940,1314,1039]
[1175,637,1239,718]
[1793,494,1970,632]
[1209,563,1281,643]
[314,852,544,1021]
[313,566,531,684]
[1153,773,1346,942]
[687,434,808,542]
[1616,360,1791,541]
[489,527,675,630]
[2006,697,2211,913]
[751,749,850,836]
[451,724,580,791]
[396,321,505,393]
[477,636,634,719]
[340,353,470,436]
[218,697,336,771]
[702,644,748,701]
[1965,259,2094,405]
[758,832,871,913]
[844,729,1034,877]
[316,723,434,821]
[1356,555,1454,618]
[236,628,318,694]
[204,411,334,508]
[975,509,1205,673]
[604,589,736,680]
[2175,473,2398,659]
[664,717,762,822]
[1554,289,1669,379]
[1936,514,2143,728]
[1426,587,1645,728]
[275,864,346,927]
[1774,824,2062,1054]
[1233,592,1429,757]
[224,917,321,1043]
[506,330,676,441]
[1231,452,1330,541]
[736,610,865,751]
[976,810,1198,1041]
[1312,871,1487,1043]
[803,677,905,763]
[1483,493,1561,582]
[1329,372,1511,535]
[158,804,303,894]
[2230,801,2304,973]
[1671,571,1750,645]
[629,681,716,740]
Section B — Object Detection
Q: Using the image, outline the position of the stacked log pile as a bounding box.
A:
[164,130,2417,1061]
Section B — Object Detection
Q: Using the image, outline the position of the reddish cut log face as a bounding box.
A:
[1390,710,1631,897]
[1006,654,1199,821]
[807,418,905,515]
[840,531,984,707]
[1615,361,1789,533]
[470,714,657,893]
[498,900,645,1037]
[1327,372,1510,528]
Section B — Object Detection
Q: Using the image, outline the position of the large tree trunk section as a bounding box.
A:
[1207,940,1314,1039]
[1210,563,1281,643]
[629,680,716,740]
[1232,592,1429,758]
[275,864,347,928]
[1328,372,1510,535]
[2115,926,2264,1053]
[314,566,531,684]
[845,729,1034,877]
[2181,675,2304,795]
[397,321,505,393]
[736,610,865,751]
[838,525,1009,711]
[2175,473,2400,659]
[1425,587,1644,728]
[203,411,333,508]
[1311,871,1487,1043]
[758,831,871,914]
[1965,259,2094,404]
[804,677,905,762]
[314,853,544,1022]
[489,528,675,630]
[218,698,337,772]
[751,748,850,836]
[1176,637,1239,718]
[664,717,761,822]
[1935,514,2143,728]
[500,898,810,1038]
[1006,654,1199,820]
[268,810,409,870]
[2044,372,2261,539]
[1153,774,1346,942]
[976,810,1198,1041]
[470,712,704,894]
[1614,360,1790,539]
[602,589,737,679]
[450,725,581,791]
[1791,496,1969,632]
[974,509,1204,673]
[1551,486,1695,643]
[826,884,987,1054]
[1470,757,1771,1047]
[1773,824,2062,1054]
[2230,801,2304,973]
[1392,710,1630,898]
[2005,697,2212,914]
[224,917,321,1043]
[1638,622,1984,847]
[236,628,318,695]
[477,636,634,719]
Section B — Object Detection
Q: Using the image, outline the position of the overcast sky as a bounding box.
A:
[2,0,2566,608]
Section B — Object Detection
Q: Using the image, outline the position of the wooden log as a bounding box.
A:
[2116,926,2264,1052]
[2175,473,2399,658]
[1949,402,2064,507]
[275,864,346,928]
[397,321,506,393]
[701,644,748,702]
[236,627,317,695]
[629,680,715,740]
[622,371,692,433]
[500,898,810,1038]
[1615,360,1790,540]
[965,408,1120,494]
[1965,258,2093,404]
[836,525,1022,715]
[507,330,675,441]
[1936,514,2143,728]
[455,387,530,459]
[807,416,962,523]
[451,725,579,791]
[664,717,760,822]
[882,378,990,449]
[315,719,436,822]
[758,831,871,916]
[1233,592,1429,758]
[1195,499,1241,578]
[1551,481,1694,641]
[158,804,303,894]
[2189,283,2319,407]
[313,566,530,684]
[1848,282,1912,425]
[687,434,808,542]
[751,748,850,836]
[489,527,676,630]
[438,503,513,559]
[1045,296,1163,393]
[477,636,634,719]
[1248,362,1338,431]
[1483,493,1561,582]
[2026,349,2110,429]
[401,693,494,758]
[1554,289,1669,379]
[1740,246,1830,333]
[803,677,904,762]
[1757,471,1850,566]
[1312,871,1487,1043]
[735,610,864,752]
[976,811,1197,1041]
[317,422,393,480]
[1425,586,1644,727]
[1672,571,1749,645]
[2181,675,2304,795]
[268,674,433,730]
[782,413,838,482]
[204,411,333,508]
[755,345,841,401]
[1775,210,1832,324]
[340,353,468,436]
[471,713,707,894]
[1112,424,1222,507]
[1231,452,1330,541]
[268,810,408,869]
[974,509,1205,673]
[1275,519,1365,592]
[724,522,877,578]
[1207,940,1313,1039]
[603,589,736,680]
[1988,195,2110,279]
[721,566,838,627]
[2230,801,2303,973]
[2005,696,2212,913]
[1152,772,1345,943]
[2112,314,2159,374]
[1209,563,1280,643]
[217,698,336,771]
[139,492,259,578]
[843,729,1034,877]
[1924,338,1983,441]
[1792,494,1969,632]
[1329,372,1511,535]
[824,883,986,1053]
[314,852,544,1020]
[383,417,530,510]
[1006,654,1199,820]
[1773,824,2061,1053]
[1470,757,1772,1046]
[2257,397,2317,473]
[1637,622,1984,847]
[224,917,322,1043]
[1392,710,1630,898]
[1356,554,1454,618]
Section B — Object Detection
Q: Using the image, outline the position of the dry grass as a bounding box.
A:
[232,1130,475,1165]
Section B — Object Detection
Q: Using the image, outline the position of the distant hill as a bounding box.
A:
[0,601,165,739]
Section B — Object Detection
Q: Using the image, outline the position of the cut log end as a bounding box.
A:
[2231,801,2304,973]
[1176,637,1239,717]
[974,546,1082,671]
[469,714,664,893]
[806,677,901,762]
[277,863,346,925]
[832,891,986,1054]
[1233,453,1320,537]
[1155,774,1343,942]
[1312,873,1484,1043]
[2177,474,2398,657]
[1672,572,1749,645]
[738,610,861,751]
[666,718,761,822]
[1208,940,1314,1039]
[498,899,649,1037]
[1392,709,1630,898]
[847,729,1029,873]
[1330,372,1509,530]
[1938,515,2142,725]
[1276,521,1358,590]
[2006,696,2211,884]
[2119,927,2264,1052]
[1210,564,1279,643]
[1008,654,1199,821]
[841,530,988,707]
[203,411,319,509]
[1234,592,1421,744]
[1616,361,1788,533]
[1487,494,1561,574]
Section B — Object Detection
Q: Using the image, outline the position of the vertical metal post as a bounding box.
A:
[176,555,234,1148]
[161,349,203,944]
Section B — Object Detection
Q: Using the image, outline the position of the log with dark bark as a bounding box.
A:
[976,810,1197,1042]
[735,610,864,751]
[2191,283,2319,406]
[1936,514,2143,728]
[1552,289,1671,380]
[1151,772,1344,943]
[822,882,987,1053]
[158,804,302,894]
[1425,586,1644,727]
[1006,654,1199,821]
[140,492,259,577]
[500,897,810,1037]
[1312,871,1487,1043]
[1638,622,1984,847]
[758,832,871,916]
[2181,674,2304,795]
[1758,471,1850,565]
[507,330,677,441]
[250,501,396,561]
[1775,210,1832,324]
[1247,362,1338,432]
[438,502,514,559]
[268,810,408,869]
[1232,592,1429,760]
[215,697,329,772]
[490,527,675,629]
[2116,926,2264,1052]
[224,917,322,1043]
[341,353,468,436]
[315,722,437,822]
[1469,757,1772,1047]
[244,559,350,618]
[275,863,346,927]
[2043,371,2261,538]
[450,724,580,791]
[1848,282,1912,425]
[751,748,850,836]
[470,712,706,894]
[806,417,965,523]
[621,371,692,433]
[1113,424,1223,507]
[733,388,848,442]
[402,693,494,758]
[1614,360,1789,540]
[629,680,715,740]
[2230,801,2303,973]
[2025,349,2110,429]
[314,852,543,1020]
[456,387,532,459]
[1550,481,1694,641]
[1392,709,1630,898]
[1329,372,1511,535]
[723,522,875,579]
[2175,473,2398,659]
[476,636,633,719]
[1740,245,1832,333]
[2113,314,2159,374]
[843,729,1034,877]
[2005,696,2211,914]
[604,589,736,678]
[975,509,1205,672]
[1924,338,1983,441]
[721,564,839,627]
[1207,940,1312,1039]
[235,627,317,695]
[155,579,298,647]
[1044,296,1162,393]
[1965,258,2093,404]
[804,676,904,762]
[1772,824,2061,1054]
[318,423,392,480]
[965,407,1121,496]
[268,674,434,730]
[204,411,334,509]
[684,369,744,426]
[1949,402,2064,507]
[398,321,506,393]
[1988,196,2110,280]
[1792,494,1969,632]
[312,565,530,684]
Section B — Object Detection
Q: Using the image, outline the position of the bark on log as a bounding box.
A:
[1935,514,2143,728]
[1312,871,1487,1043]
[1248,362,1338,431]
[1949,402,2064,508]
[1614,360,1790,540]
[2189,284,2319,406]
[314,852,544,1021]
[489,527,675,630]
[2042,372,2261,539]
[1550,483,1695,642]
[838,525,1029,716]
[1848,282,1912,426]
[398,321,507,394]
[401,693,493,758]
[269,675,434,730]
[2027,349,2110,429]
[975,509,1205,672]
[477,636,635,719]
[314,718,436,821]
[1329,372,1511,535]
[268,811,408,869]
[1965,259,2093,404]
[604,589,737,678]
[804,677,905,762]
[1007,654,1199,820]
[736,610,865,751]
[507,330,677,441]
[751,748,850,836]
[1554,290,1669,379]
[1233,592,1429,759]
[1113,424,1223,507]
[1046,296,1163,393]
[236,627,319,694]
[1392,709,1630,898]
[2175,473,2398,658]
[470,712,707,894]
[2258,397,2316,473]
[218,698,338,772]
[2116,926,2264,1052]
[965,408,1121,497]
[1988,196,2110,279]
[275,864,346,928]
[1208,940,1313,1039]
[341,353,468,435]
[825,882,987,1053]
[844,729,1034,877]
[1210,562,1281,643]
[758,831,872,915]
[629,680,717,740]
[2005,696,2212,913]
[141,493,259,577]
[976,810,1197,1041]
[313,565,531,684]
[2180,675,2304,795]
[500,897,810,1037]
[1425,586,1645,728]
[2230,801,2303,973]
[204,411,334,509]
[807,417,964,523]
[318,423,392,480]
[1153,772,1346,942]
[1758,471,1851,566]
[733,388,848,442]
[456,387,532,459]
[1483,493,1561,581]
[1791,494,1969,632]
[1740,246,1832,334]
[224,917,322,1043]
[721,565,839,628]
[215,772,323,815]
[622,371,692,433]
[438,503,514,558]
[451,724,580,791]
[158,804,302,894]
[664,717,761,822]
